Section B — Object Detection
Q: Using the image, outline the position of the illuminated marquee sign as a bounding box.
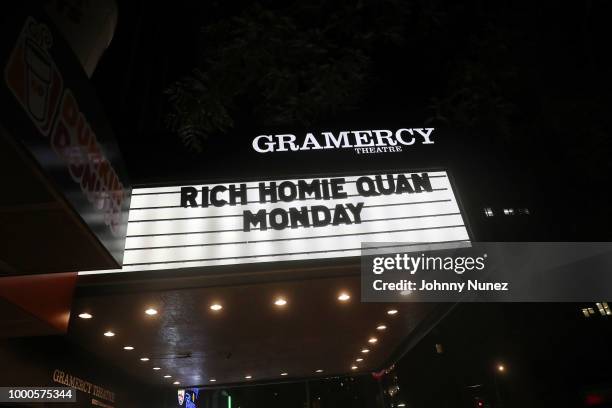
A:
[80,170,469,274]
[252,128,435,154]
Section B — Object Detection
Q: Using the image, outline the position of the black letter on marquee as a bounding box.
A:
[201,186,209,207]
[243,209,267,231]
[321,179,331,200]
[229,183,248,205]
[332,204,351,225]
[345,202,364,223]
[269,208,289,230]
[375,175,395,195]
[259,182,277,203]
[278,181,298,202]
[311,205,332,227]
[211,185,228,207]
[411,173,433,192]
[180,187,198,207]
[356,176,380,197]
[330,178,348,199]
[396,174,414,194]
[289,207,311,228]
[298,179,322,200]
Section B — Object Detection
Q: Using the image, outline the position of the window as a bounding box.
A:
[484,207,494,217]
[503,208,514,215]
[596,302,611,316]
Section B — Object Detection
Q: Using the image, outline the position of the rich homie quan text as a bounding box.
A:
[180,173,435,232]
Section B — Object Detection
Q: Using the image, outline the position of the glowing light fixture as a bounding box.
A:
[145,308,158,316]
[78,313,92,319]
[338,293,350,301]
[103,331,115,337]
[210,303,223,311]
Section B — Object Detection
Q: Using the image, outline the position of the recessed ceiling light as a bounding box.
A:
[351,365,358,370]
[103,331,115,337]
[140,357,149,362]
[164,375,172,378]
[123,346,134,350]
[387,309,398,315]
[356,358,363,362]
[376,324,387,330]
[361,348,370,353]
[210,303,223,311]
[280,372,288,376]
[315,369,323,373]
[274,298,287,306]
[368,337,378,344]
[153,367,161,371]
[173,381,180,385]
[145,308,158,316]
[337,293,350,301]
[78,313,92,319]
[245,375,252,379]
[210,378,217,382]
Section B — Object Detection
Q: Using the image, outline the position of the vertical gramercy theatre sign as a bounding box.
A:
[252,128,434,154]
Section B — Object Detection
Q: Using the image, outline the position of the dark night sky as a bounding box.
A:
[90,0,612,242]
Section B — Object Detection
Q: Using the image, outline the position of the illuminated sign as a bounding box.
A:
[252,128,435,154]
[0,11,130,265]
[4,16,127,236]
[80,170,469,274]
